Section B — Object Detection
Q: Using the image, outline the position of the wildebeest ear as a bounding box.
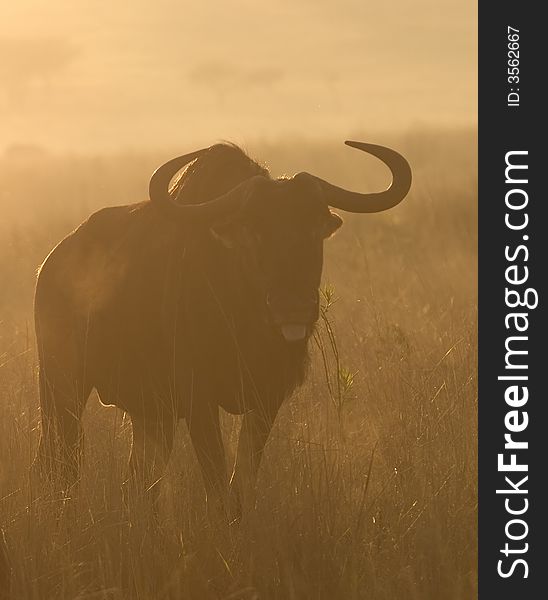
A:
[210,220,251,249]
[324,211,343,238]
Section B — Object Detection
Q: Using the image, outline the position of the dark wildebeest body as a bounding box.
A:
[35,142,411,514]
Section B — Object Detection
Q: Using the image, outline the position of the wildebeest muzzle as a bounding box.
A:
[266,290,320,342]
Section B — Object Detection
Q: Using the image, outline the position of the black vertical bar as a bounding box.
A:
[479,1,545,597]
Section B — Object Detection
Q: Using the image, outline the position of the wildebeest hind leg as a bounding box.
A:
[35,355,91,488]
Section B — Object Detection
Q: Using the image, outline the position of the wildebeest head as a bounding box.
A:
[149,141,412,342]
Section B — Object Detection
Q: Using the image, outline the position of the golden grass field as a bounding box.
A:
[0,130,477,599]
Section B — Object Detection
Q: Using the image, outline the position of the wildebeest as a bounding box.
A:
[34,141,411,515]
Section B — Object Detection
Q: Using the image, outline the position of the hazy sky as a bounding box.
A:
[1,0,476,152]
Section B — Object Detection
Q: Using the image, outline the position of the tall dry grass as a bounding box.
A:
[0,130,477,599]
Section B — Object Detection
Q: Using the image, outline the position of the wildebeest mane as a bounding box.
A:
[171,143,269,206]
[159,145,309,411]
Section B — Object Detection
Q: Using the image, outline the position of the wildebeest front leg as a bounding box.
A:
[230,403,279,516]
[187,404,229,519]
[125,412,175,522]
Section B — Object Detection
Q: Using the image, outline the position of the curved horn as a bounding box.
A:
[149,147,265,223]
[149,147,209,207]
[297,141,412,213]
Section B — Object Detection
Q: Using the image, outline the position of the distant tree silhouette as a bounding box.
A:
[188,61,284,105]
[322,69,343,109]
[0,37,78,107]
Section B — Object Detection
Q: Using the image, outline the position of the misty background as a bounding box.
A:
[1,0,476,153]
[0,3,478,597]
